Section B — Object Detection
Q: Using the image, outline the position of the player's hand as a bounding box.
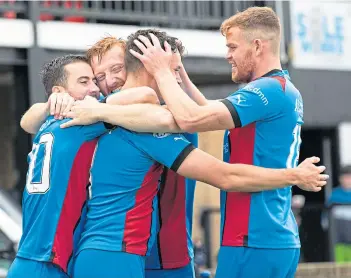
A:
[129,33,173,76]
[60,96,101,128]
[295,156,329,192]
[48,92,75,120]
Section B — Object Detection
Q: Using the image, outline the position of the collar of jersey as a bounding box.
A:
[261,69,283,78]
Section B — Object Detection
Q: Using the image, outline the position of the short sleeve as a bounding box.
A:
[57,117,110,141]
[221,78,284,127]
[79,122,112,141]
[128,131,195,171]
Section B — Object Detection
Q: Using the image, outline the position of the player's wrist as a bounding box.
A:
[179,65,190,83]
[94,103,107,122]
[154,68,173,81]
[286,168,300,185]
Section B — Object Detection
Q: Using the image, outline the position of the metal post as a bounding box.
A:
[323,136,333,203]
[200,209,213,269]
[27,1,47,105]
[275,1,289,64]
[323,136,335,261]
[13,65,31,197]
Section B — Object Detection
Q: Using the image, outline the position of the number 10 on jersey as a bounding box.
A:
[26,133,54,194]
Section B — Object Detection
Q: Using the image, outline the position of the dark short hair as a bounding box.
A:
[125,28,185,73]
[340,165,351,176]
[39,54,89,96]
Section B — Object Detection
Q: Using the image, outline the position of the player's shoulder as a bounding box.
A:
[36,117,81,139]
[34,117,58,136]
[131,130,189,144]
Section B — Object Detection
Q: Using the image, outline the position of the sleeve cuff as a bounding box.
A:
[103,122,115,129]
[170,144,196,172]
[220,99,242,128]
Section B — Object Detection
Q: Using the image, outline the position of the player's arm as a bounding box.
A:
[129,131,327,193]
[155,70,236,133]
[131,34,283,133]
[175,149,328,192]
[106,86,160,105]
[94,103,181,133]
[132,57,235,132]
[20,102,49,134]
[20,92,75,134]
[154,69,284,132]
[103,86,180,132]
[61,96,181,133]
[179,64,208,106]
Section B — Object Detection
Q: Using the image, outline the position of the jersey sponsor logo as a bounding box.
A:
[243,84,269,106]
[153,132,171,138]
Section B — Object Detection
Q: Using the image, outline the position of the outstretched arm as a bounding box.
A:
[177,149,328,192]
[20,103,49,134]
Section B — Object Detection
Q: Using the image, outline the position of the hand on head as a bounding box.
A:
[129,33,173,76]
[60,95,102,129]
[48,92,75,120]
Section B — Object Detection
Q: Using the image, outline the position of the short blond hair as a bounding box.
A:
[86,36,126,64]
[220,7,281,53]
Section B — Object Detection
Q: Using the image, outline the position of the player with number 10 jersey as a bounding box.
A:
[12,117,109,276]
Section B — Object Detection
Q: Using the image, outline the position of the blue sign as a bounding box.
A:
[296,12,344,55]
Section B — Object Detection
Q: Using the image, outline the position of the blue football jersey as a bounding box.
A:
[220,70,303,248]
[77,128,195,257]
[17,116,108,273]
[146,132,198,269]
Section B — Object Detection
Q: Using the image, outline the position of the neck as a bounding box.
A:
[251,53,282,81]
[121,70,163,101]
[121,72,149,90]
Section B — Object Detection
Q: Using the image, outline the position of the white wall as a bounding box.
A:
[1,20,227,58]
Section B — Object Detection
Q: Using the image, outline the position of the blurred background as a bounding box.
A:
[0,1,351,277]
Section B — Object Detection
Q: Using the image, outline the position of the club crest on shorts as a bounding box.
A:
[153,132,170,138]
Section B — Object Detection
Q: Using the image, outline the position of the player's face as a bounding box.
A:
[91,45,127,96]
[171,51,182,85]
[340,173,351,189]
[64,62,100,100]
[225,27,256,84]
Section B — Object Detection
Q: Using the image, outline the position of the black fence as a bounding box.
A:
[0,1,273,29]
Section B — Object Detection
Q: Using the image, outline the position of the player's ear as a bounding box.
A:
[253,39,263,57]
[52,86,65,94]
